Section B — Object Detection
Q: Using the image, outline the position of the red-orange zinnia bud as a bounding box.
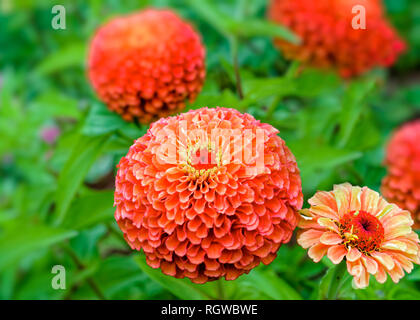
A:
[268,0,406,77]
[381,120,420,229]
[88,9,206,123]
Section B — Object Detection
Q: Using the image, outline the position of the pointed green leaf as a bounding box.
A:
[134,255,215,300]
[35,43,86,75]
[229,19,300,44]
[241,269,302,300]
[0,221,77,271]
[62,190,115,230]
[83,103,128,136]
[336,79,376,148]
[54,134,110,226]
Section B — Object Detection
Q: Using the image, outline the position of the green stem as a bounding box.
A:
[229,37,244,101]
[326,261,348,300]
[265,96,281,121]
[345,163,364,186]
[216,279,225,300]
[285,60,300,79]
[265,61,299,120]
[107,222,128,246]
[61,243,107,300]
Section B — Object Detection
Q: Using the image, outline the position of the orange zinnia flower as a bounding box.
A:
[298,183,420,288]
[88,9,206,123]
[381,120,420,229]
[114,107,303,283]
[268,0,406,77]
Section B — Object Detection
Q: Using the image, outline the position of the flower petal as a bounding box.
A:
[327,245,347,264]
[320,232,342,245]
[317,217,339,232]
[352,268,369,289]
[374,264,387,283]
[333,183,352,217]
[297,229,323,248]
[346,247,361,262]
[308,243,329,263]
[362,256,378,275]
[371,251,395,271]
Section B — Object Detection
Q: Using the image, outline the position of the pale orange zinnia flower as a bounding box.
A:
[298,183,420,288]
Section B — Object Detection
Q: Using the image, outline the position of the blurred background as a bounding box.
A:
[0,0,419,299]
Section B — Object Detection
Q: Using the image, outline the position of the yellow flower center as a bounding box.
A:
[182,142,221,179]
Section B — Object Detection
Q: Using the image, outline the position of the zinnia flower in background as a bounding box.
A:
[298,183,420,288]
[114,107,303,283]
[381,120,420,229]
[88,9,206,123]
[268,0,406,77]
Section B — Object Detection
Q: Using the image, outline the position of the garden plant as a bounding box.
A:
[1,0,420,301]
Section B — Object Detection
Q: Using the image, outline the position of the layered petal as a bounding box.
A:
[88,9,206,123]
[297,183,420,289]
[115,107,303,283]
[268,0,406,78]
[381,120,420,229]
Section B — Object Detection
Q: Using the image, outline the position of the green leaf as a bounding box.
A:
[69,263,100,290]
[69,225,107,263]
[336,79,376,148]
[243,70,339,103]
[293,69,340,97]
[94,256,147,298]
[188,0,299,44]
[228,19,300,44]
[83,103,128,136]
[134,254,215,300]
[192,89,242,110]
[0,69,22,120]
[53,134,110,226]
[62,190,115,230]
[243,77,295,102]
[0,269,16,299]
[30,91,81,119]
[221,279,270,299]
[242,269,302,300]
[345,117,381,151]
[0,221,77,271]
[187,0,232,36]
[289,142,362,172]
[35,43,86,75]
[318,262,352,300]
[407,266,420,281]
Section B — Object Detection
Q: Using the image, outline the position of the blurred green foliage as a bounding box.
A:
[0,0,420,300]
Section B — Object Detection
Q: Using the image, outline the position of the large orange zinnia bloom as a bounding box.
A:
[88,9,206,123]
[298,183,420,288]
[114,107,303,283]
[381,120,420,229]
[268,0,406,77]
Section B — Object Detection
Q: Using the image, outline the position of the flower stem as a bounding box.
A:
[216,279,225,300]
[265,96,281,121]
[326,261,348,300]
[229,37,244,100]
[61,243,107,300]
